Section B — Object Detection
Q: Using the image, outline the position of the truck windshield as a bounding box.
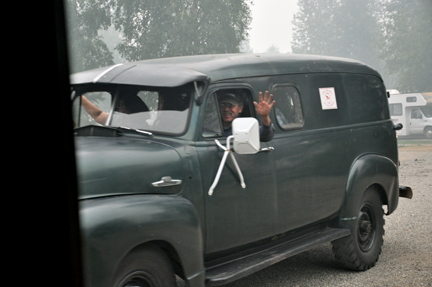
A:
[420,105,432,118]
[72,84,193,135]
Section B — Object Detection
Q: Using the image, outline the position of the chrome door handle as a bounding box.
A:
[152,176,182,187]
[259,147,274,152]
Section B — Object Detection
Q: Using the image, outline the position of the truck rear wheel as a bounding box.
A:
[112,244,176,287]
[331,188,384,271]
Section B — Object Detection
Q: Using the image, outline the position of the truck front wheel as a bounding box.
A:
[331,188,384,271]
[112,243,176,287]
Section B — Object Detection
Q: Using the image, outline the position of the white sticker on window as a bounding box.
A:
[319,87,338,110]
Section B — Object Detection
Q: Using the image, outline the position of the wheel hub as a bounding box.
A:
[359,220,372,233]
[357,208,375,252]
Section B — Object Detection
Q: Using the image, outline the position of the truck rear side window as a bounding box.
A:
[272,85,304,130]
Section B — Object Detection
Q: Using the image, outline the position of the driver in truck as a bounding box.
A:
[219,90,275,142]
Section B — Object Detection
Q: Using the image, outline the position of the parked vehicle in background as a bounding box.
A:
[388,90,432,138]
[71,54,412,287]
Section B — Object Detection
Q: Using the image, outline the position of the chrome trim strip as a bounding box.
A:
[92,64,124,83]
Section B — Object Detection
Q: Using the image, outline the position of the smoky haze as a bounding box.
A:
[65,0,431,93]
[290,0,431,93]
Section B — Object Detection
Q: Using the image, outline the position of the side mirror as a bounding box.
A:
[232,117,260,154]
[393,123,403,131]
[208,117,260,195]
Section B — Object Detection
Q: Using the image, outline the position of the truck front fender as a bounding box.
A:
[340,154,399,222]
[79,195,204,287]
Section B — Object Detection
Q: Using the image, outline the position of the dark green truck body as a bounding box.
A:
[71,54,411,287]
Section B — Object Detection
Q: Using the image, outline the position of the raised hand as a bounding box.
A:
[254,91,275,126]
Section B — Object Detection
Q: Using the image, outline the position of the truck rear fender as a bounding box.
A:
[339,154,399,223]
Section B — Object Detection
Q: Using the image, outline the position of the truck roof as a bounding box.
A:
[70,53,382,87]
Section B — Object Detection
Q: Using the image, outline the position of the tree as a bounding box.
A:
[291,0,384,75]
[291,0,431,92]
[291,0,339,55]
[66,0,252,70]
[240,39,254,53]
[379,0,432,92]
[112,0,252,61]
[66,0,115,73]
[266,45,280,53]
[331,0,383,68]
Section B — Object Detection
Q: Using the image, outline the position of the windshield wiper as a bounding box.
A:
[117,126,153,136]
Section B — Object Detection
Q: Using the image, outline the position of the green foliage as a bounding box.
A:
[291,0,383,72]
[66,0,252,71]
[66,0,115,73]
[291,0,338,55]
[379,0,432,93]
[291,0,432,93]
[112,0,251,61]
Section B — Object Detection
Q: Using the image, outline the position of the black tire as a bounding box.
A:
[112,244,176,287]
[331,187,384,271]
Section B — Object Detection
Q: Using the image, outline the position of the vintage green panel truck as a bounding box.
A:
[71,53,412,287]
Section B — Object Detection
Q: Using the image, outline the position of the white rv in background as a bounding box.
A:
[388,91,432,138]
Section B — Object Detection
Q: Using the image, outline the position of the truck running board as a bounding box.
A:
[205,228,350,286]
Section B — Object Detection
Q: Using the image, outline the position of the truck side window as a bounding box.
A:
[411,109,422,119]
[272,85,304,130]
[202,89,254,138]
[389,103,402,116]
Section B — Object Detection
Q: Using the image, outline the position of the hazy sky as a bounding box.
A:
[248,0,299,53]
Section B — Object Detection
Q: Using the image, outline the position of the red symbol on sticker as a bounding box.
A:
[322,90,334,106]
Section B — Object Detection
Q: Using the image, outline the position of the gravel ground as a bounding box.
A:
[180,142,432,287]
